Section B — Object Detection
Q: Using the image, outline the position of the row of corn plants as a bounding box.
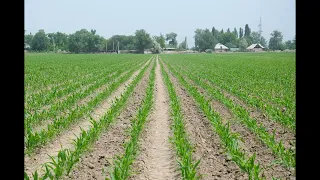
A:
[164,54,295,131]
[25,60,151,155]
[26,68,118,112]
[25,58,144,103]
[25,54,146,93]
[24,56,154,180]
[160,59,265,180]
[169,63,296,168]
[108,59,156,180]
[25,60,145,130]
[160,61,202,180]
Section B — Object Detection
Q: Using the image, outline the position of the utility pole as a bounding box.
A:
[185,37,187,49]
[53,38,55,52]
[258,17,262,38]
[117,41,119,54]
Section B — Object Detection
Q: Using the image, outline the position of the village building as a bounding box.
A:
[247,43,265,52]
[214,43,229,52]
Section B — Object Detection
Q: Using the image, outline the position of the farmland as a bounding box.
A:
[24,52,295,180]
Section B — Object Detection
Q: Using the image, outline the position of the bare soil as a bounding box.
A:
[63,59,153,180]
[24,59,151,177]
[162,60,248,180]
[129,56,177,180]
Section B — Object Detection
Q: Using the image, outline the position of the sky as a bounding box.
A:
[25,0,295,47]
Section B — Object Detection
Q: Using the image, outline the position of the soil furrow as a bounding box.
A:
[182,74,295,179]
[64,59,153,180]
[129,56,176,180]
[24,59,151,177]
[163,60,248,180]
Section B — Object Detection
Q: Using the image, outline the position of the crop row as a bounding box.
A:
[25,60,145,130]
[25,54,148,93]
[25,59,151,154]
[160,61,201,179]
[163,54,295,131]
[24,56,154,180]
[160,58,265,179]
[108,59,156,180]
[165,60,295,168]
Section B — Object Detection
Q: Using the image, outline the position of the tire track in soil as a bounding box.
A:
[182,75,295,180]
[63,60,153,180]
[129,56,176,180]
[162,60,248,180]
[24,59,152,177]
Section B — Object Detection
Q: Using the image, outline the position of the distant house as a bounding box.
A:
[247,43,265,52]
[214,43,229,52]
[24,43,30,50]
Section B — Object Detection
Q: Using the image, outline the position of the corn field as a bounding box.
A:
[25,52,295,180]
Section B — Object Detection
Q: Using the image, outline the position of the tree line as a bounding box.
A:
[194,24,295,52]
[24,29,185,54]
[25,24,295,54]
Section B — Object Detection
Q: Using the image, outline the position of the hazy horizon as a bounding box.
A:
[25,0,295,47]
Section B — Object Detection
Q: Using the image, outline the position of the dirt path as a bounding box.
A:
[64,60,153,180]
[24,59,152,177]
[129,55,176,180]
[162,60,247,180]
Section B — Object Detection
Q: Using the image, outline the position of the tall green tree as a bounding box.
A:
[221,32,237,46]
[227,28,230,33]
[239,38,248,52]
[68,29,91,53]
[165,32,178,47]
[154,34,166,49]
[251,31,261,44]
[268,30,284,50]
[260,36,267,48]
[244,24,251,37]
[178,39,187,50]
[239,27,244,38]
[194,28,217,52]
[135,29,152,53]
[31,29,49,52]
[24,32,33,47]
[211,27,216,37]
[233,28,238,38]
